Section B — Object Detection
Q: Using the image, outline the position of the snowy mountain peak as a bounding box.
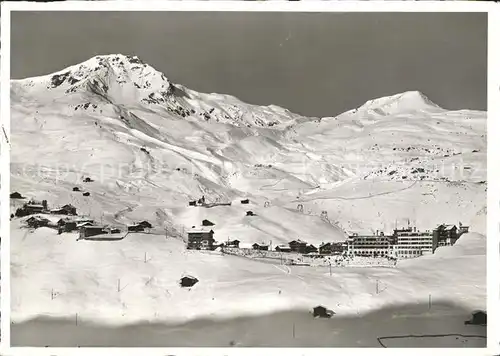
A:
[357,90,442,115]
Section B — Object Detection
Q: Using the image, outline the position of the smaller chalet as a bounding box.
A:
[128,224,145,232]
[76,221,95,228]
[459,222,470,235]
[10,192,24,199]
[433,224,459,246]
[312,305,335,319]
[138,221,153,229]
[331,242,346,255]
[241,199,250,204]
[83,177,94,183]
[289,239,308,254]
[246,211,255,216]
[318,242,332,255]
[15,201,46,217]
[128,221,152,232]
[57,219,78,233]
[26,216,50,229]
[82,192,91,197]
[225,239,240,248]
[202,219,215,227]
[179,275,199,288]
[51,204,77,216]
[465,310,487,326]
[213,241,224,249]
[305,244,318,254]
[79,225,108,239]
[187,226,215,250]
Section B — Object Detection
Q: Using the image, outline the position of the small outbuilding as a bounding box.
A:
[246,211,255,216]
[73,187,81,192]
[465,310,487,326]
[26,216,50,229]
[289,239,308,254]
[83,177,94,183]
[79,225,108,239]
[138,221,153,229]
[305,244,318,254]
[312,305,335,319]
[82,192,91,197]
[10,192,24,199]
[16,203,45,217]
[241,199,250,204]
[225,239,240,248]
[179,275,199,288]
[319,242,332,255]
[252,243,268,251]
[51,204,77,216]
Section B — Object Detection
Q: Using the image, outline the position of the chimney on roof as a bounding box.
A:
[414,227,416,232]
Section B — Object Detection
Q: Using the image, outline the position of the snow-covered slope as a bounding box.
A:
[10,54,486,328]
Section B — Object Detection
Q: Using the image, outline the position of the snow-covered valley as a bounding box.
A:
[10,54,486,346]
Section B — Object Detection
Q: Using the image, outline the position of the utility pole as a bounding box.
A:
[118,278,121,292]
[329,261,332,277]
[429,294,432,310]
[376,279,379,294]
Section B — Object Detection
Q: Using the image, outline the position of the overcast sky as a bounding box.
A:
[11,11,487,117]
